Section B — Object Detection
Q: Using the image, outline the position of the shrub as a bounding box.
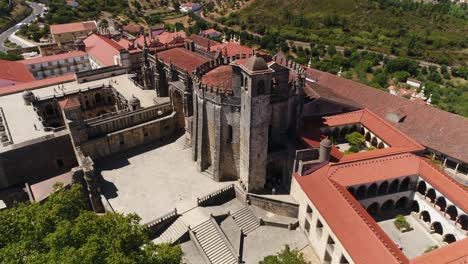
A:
[394,215,411,231]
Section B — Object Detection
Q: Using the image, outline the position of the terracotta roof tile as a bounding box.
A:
[19,51,87,65]
[0,59,35,85]
[190,34,220,49]
[0,74,75,96]
[201,65,232,90]
[302,68,468,163]
[58,97,80,109]
[210,42,254,57]
[83,34,125,67]
[157,48,209,73]
[50,21,97,35]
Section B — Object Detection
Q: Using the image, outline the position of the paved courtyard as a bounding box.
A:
[98,135,233,223]
[378,214,439,258]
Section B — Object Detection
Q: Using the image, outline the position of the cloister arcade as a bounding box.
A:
[322,123,389,149]
[347,176,467,246]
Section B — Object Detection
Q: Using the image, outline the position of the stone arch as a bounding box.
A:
[445,205,458,221]
[420,211,431,223]
[340,126,348,137]
[411,200,420,213]
[350,124,358,133]
[347,187,355,197]
[399,177,410,192]
[378,142,385,149]
[417,181,427,195]
[356,185,367,199]
[367,183,377,197]
[426,189,436,203]
[431,221,443,235]
[332,128,339,139]
[381,200,394,211]
[95,93,102,104]
[378,181,389,195]
[395,197,409,209]
[457,215,468,230]
[388,179,399,194]
[443,234,456,244]
[365,132,371,141]
[371,137,378,147]
[435,196,447,212]
[367,202,379,215]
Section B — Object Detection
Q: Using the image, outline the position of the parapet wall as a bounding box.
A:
[0,130,77,189]
[80,112,176,160]
[86,103,173,138]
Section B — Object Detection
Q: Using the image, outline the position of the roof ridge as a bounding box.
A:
[329,179,407,264]
[361,108,424,148]
[419,157,468,195]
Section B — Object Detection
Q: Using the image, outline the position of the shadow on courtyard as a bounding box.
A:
[372,207,413,222]
[95,130,185,199]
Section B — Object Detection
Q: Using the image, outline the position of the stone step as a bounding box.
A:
[192,219,237,264]
[154,218,187,244]
[232,206,260,234]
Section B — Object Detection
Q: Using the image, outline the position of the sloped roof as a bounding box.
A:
[190,34,220,50]
[295,153,468,264]
[0,59,35,85]
[201,65,232,90]
[0,74,75,96]
[50,21,97,35]
[303,67,468,163]
[84,34,125,67]
[19,51,87,65]
[210,42,254,57]
[157,48,209,73]
[58,97,81,109]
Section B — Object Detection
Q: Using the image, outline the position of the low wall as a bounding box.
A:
[197,184,236,207]
[86,103,173,138]
[247,194,299,218]
[80,112,176,160]
[0,131,77,189]
[145,209,179,238]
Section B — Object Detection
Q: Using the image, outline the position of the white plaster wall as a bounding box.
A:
[291,177,354,264]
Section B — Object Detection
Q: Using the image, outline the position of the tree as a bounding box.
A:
[327,45,337,56]
[345,131,365,149]
[0,184,182,264]
[259,245,310,264]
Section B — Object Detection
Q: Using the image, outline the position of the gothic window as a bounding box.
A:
[257,80,265,95]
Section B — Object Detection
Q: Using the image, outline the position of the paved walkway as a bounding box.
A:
[378,214,439,258]
[98,135,233,223]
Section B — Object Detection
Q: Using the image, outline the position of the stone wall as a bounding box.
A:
[80,112,176,160]
[247,194,299,218]
[0,131,77,189]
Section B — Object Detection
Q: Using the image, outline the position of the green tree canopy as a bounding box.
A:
[345,131,365,148]
[259,245,310,264]
[0,184,182,264]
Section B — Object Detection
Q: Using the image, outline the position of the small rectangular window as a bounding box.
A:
[227,125,233,143]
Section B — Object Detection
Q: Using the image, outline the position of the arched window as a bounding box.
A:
[395,197,409,209]
[446,205,458,221]
[378,181,389,195]
[457,215,468,230]
[426,189,436,203]
[367,183,377,197]
[381,200,394,211]
[411,200,420,213]
[356,185,367,199]
[417,181,427,195]
[435,197,447,212]
[443,234,456,244]
[388,179,399,194]
[367,202,379,215]
[431,222,443,235]
[420,211,431,223]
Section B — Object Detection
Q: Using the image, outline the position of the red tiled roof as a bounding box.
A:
[157,48,209,73]
[19,51,87,65]
[295,167,408,264]
[190,34,220,49]
[210,42,254,57]
[0,59,35,85]
[0,74,75,96]
[324,109,424,150]
[50,21,97,35]
[411,238,468,264]
[302,67,468,163]
[201,65,232,90]
[58,97,80,109]
[296,153,468,264]
[136,31,186,48]
[122,24,142,33]
[84,34,124,67]
[201,29,221,36]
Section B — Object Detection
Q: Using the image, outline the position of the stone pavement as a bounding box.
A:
[378,214,439,258]
[98,135,234,223]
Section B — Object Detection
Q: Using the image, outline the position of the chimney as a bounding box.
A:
[319,137,332,162]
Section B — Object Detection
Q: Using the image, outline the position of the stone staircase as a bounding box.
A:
[153,218,187,244]
[231,206,260,234]
[191,219,238,264]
